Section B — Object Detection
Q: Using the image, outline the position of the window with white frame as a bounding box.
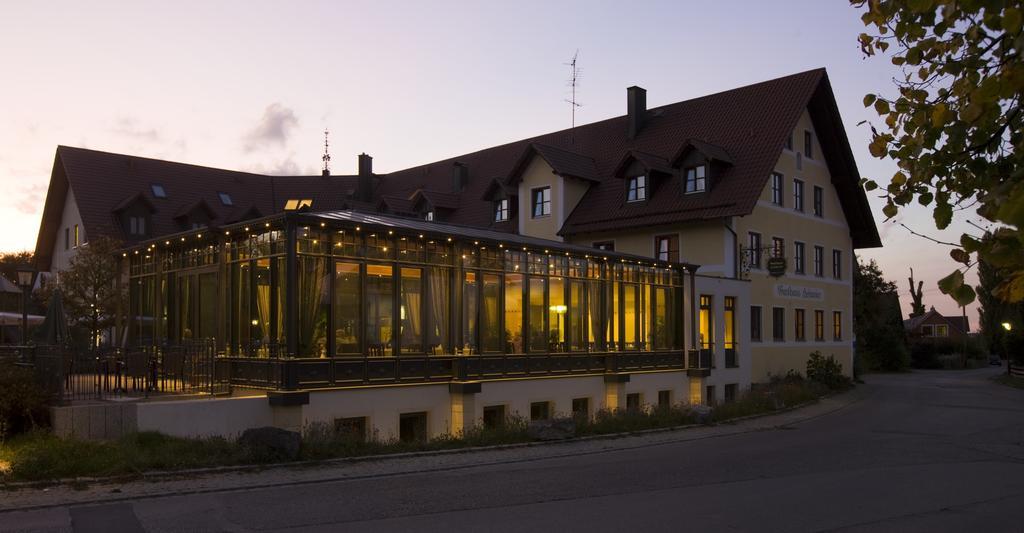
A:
[793,179,804,212]
[424,211,435,221]
[532,187,551,218]
[748,232,762,268]
[128,216,146,236]
[685,165,706,193]
[655,235,679,262]
[794,241,805,274]
[813,246,824,277]
[772,237,785,258]
[813,186,824,217]
[494,199,509,222]
[832,249,842,280]
[626,175,647,202]
[771,172,784,206]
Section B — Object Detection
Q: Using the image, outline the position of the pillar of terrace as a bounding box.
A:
[449,382,482,434]
[603,373,630,411]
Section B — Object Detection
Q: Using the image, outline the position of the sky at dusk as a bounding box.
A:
[0,1,988,326]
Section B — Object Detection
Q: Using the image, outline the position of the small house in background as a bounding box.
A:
[904,307,970,341]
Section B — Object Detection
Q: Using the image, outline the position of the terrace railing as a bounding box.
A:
[25,341,230,403]
[222,350,687,391]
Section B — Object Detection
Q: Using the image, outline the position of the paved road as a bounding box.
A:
[3,367,1023,532]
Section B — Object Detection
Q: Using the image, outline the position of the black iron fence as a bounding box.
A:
[725,348,738,368]
[224,350,688,391]
[687,349,713,370]
[22,344,694,400]
[24,341,230,403]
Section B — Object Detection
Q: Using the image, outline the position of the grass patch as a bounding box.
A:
[0,431,252,482]
[1,377,845,484]
[994,374,1024,390]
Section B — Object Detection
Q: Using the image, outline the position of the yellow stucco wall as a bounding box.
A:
[568,220,731,275]
[563,108,860,382]
[735,109,855,380]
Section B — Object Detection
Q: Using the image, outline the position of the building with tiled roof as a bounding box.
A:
[34,68,880,411]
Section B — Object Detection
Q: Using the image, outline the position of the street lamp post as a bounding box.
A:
[15,265,36,346]
[1003,322,1013,376]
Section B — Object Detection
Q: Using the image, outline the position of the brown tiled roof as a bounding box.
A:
[673,139,734,166]
[374,68,879,247]
[34,69,881,270]
[613,150,674,178]
[34,146,357,270]
[412,189,461,211]
[377,195,416,215]
[512,143,601,183]
[903,308,971,334]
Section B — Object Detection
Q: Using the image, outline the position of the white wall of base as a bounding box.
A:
[303,384,452,441]
[51,367,752,441]
[135,396,273,439]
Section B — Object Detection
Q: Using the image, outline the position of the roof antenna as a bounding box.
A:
[321,128,331,176]
[564,50,582,143]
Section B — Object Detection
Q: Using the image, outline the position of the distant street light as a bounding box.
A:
[15,265,36,345]
[1003,322,1013,331]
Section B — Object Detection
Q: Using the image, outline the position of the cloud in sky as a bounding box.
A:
[111,117,162,143]
[243,103,298,152]
[14,183,46,215]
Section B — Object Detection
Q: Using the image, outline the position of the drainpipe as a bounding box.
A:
[685,263,701,365]
[723,220,738,279]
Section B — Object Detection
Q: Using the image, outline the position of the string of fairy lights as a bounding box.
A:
[123,216,692,278]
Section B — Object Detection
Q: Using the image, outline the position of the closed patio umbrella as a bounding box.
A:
[36,290,72,347]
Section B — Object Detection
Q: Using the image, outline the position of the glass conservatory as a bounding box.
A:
[125,211,699,389]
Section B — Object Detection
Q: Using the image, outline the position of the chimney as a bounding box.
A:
[627,86,647,140]
[357,153,373,202]
[452,162,468,192]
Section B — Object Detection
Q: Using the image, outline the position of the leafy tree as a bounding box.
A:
[0,251,40,315]
[853,0,1024,307]
[855,257,910,370]
[0,250,33,285]
[50,237,125,349]
[977,254,1012,356]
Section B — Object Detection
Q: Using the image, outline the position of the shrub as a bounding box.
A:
[806,351,851,390]
[0,360,49,441]
[911,337,990,369]
[577,405,698,436]
[1004,331,1024,366]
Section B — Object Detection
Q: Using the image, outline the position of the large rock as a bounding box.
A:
[238,426,301,462]
[527,417,576,441]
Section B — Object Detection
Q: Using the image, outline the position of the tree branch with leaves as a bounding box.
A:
[854,0,1024,306]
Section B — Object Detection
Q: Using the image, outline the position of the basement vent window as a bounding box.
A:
[218,192,233,206]
[284,199,313,211]
[151,184,167,198]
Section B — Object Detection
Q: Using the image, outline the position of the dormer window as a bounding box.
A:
[151,184,167,198]
[531,187,551,218]
[218,192,233,206]
[128,216,147,236]
[626,175,647,202]
[684,165,706,193]
[424,211,435,221]
[495,199,509,222]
